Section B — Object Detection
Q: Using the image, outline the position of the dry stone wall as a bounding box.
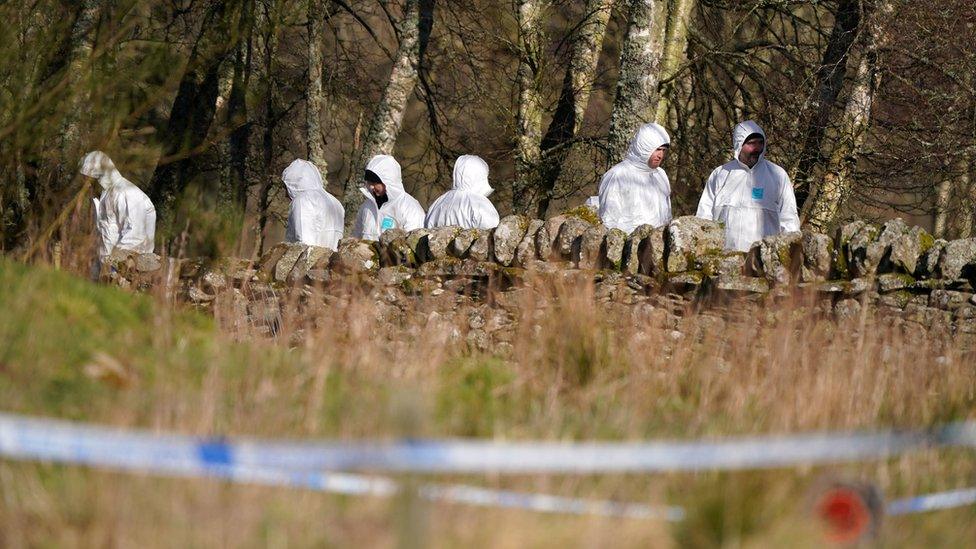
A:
[102,214,976,341]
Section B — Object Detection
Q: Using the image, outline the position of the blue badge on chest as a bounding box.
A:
[751,187,764,200]
[381,216,396,231]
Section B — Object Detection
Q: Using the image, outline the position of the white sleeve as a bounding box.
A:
[143,202,156,253]
[285,202,299,243]
[96,200,119,258]
[597,172,628,230]
[291,199,312,244]
[696,170,718,220]
[598,181,627,228]
[116,192,148,252]
[478,202,500,230]
[400,201,426,232]
[778,173,801,233]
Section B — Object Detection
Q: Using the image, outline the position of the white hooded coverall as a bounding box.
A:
[598,123,673,233]
[353,154,426,241]
[696,120,800,252]
[80,151,156,259]
[424,155,500,230]
[283,159,344,250]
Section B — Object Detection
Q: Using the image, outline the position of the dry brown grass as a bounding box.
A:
[1,248,975,547]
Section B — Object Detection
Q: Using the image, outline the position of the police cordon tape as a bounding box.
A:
[0,413,682,520]
[3,413,975,473]
[886,487,976,516]
[0,413,974,520]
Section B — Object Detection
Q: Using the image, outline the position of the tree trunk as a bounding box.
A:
[220,0,254,216]
[805,1,888,232]
[934,176,951,238]
[255,2,281,258]
[511,0,548,215]
[341,0,428,225]
[306,0,333,179]
[607,0,662,165]
[530,0,614,218]
[149,0,245,224]
[792,0,861,210]
[57,0,101,181]
[653,0,695,125]
[959,160,975,238]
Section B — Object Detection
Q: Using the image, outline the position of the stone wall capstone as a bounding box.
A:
[101,214,976,339]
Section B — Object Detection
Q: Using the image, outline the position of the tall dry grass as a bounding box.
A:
[1,245,975,547]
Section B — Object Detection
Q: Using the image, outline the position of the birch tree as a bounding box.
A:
[511,0,548,215]
[934,154,975,239]
[606,0,661,164]
[306,0,332,179]
[805,0,890,231]
[791,0,861,210]
[960,165,975,238]
[340,0,430,225]
[653,0,695,125]
[517,0,614,217]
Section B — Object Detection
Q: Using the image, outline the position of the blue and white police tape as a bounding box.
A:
[2,413,974,474]
[3,413,976,520]
[886,487,976,516]
[0,413,681,520]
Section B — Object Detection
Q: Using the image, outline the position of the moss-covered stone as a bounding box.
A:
[561,205,600,225]
[877,272,916,293]
[491,215,530,265]
[665,216,725,273]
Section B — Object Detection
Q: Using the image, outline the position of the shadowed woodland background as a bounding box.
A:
[1,0,974,261]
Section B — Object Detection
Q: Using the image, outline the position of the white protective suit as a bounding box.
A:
[695,120,800,252]
[80,151,156,259]
[353,155,426,241]
[598,123,673,233]
[424,155,500,230]
[282,159,344,250]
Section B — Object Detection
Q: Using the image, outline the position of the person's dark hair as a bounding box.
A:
[364,169,382,184]
[744,133,764,143]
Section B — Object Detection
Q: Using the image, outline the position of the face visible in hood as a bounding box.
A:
[282,159,324,199]
[452,155,492,196]
[364,154,405,203]
[625,123,671,170]
[732,120,767,168]
[79,151,121,190]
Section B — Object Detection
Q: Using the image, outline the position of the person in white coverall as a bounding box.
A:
[425,155,500,230]
[79,151,156,259]
[353,154,426,241]
[282,159,344,250]
[598,123,673,233]
[696,120,800,252]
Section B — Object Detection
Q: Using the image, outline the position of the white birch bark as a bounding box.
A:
[306,0,329,180]
[653,0,695,124]
[806,0,890,232]
[342,0,424,222]
[512,0,548,214]
[607,0,662,164]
